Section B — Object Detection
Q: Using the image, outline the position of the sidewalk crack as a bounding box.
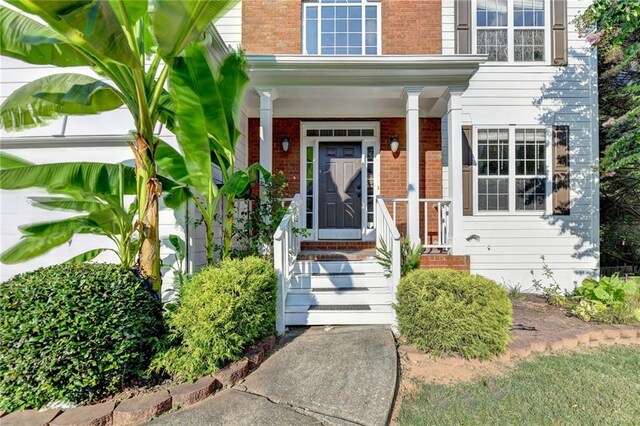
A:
[232,387,364,426]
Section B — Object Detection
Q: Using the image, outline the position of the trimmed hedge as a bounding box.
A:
[0,263,164,411]
[395,269,512,360]
[152,256,277,379]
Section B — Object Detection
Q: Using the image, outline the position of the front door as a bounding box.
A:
[318,143,362,240]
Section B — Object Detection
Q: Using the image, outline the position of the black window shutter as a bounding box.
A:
[552,125,570,215]
[455,0,472,54]
[550,0,568,65]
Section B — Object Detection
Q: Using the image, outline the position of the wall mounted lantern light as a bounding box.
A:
[281,136,290,152]
[390,136,400,153]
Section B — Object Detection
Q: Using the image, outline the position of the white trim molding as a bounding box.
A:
[300,121,380,242]
[246,54,487,87]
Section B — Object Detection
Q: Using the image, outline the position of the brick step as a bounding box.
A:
[297,249,377,261]
[301,241,376,251]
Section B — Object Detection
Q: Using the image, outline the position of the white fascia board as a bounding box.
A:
[0,135,130,148]
[246,54,488,87]
[205,25,232,64]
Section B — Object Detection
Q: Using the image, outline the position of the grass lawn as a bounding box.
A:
[398,346,640,425]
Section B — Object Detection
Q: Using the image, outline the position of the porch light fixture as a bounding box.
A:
[281,136,290,152]
[390,136,400,153]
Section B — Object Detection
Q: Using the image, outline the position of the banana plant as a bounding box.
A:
[158,44,266,263]
[0,0,239,292]
[0,152,190,268]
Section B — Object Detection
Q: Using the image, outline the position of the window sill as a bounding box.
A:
[471,211,548,217]
[479,61,553,67]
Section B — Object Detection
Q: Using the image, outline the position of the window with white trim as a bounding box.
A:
[303,0,381,55]
[477,127,548,212]
[476,0,546,62]
[515,129,546,210]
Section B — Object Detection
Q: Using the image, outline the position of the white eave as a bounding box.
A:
[246,54,488,87]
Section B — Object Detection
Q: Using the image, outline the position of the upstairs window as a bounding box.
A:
[475,0,547,62]
[303,0,381,55]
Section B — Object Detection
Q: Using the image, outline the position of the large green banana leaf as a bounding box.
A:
[217,51,249,152]
[18,216,105,237]
[1,232,76,264]
[0,152,32,169]
[65,248,113,264]
[0,7,90,67]
[0,159,137,195]
[156,139,191,186]
[150,0,238,61]
[0,154,188,199]
[169,43,220,196]
[5,0,139,68]
[29,196,107,214]
[108,0,148,26]
[0,73,123,131]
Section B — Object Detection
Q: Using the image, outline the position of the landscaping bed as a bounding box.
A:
[0,336,278,426]
[392,295,640,424]
[397,345,640,425]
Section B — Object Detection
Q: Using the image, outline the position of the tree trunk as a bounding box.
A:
[222,195,235,260]
[131,134,162,294]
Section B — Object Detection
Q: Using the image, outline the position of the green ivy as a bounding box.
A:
[151,257,277,380]
[395,269,512,360]
[0,263,164,411]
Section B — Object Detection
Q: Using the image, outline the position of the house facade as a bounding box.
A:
[208,0,601,330]
[0,1,599,330]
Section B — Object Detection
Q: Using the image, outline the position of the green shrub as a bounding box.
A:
[395,269,512,360]
[152,256,277,379]
[0,263,164,411]
[572,275,640,324]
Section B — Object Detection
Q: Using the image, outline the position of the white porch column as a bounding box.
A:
[446,88,465,254]
[257,88,277,174]
[404,87,423,244]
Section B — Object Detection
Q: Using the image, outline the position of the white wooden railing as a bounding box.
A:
[376,197,401,300]
[273,194,303,335]
[382,197,452,251]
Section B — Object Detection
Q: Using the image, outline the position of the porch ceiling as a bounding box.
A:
[244,54,486,118]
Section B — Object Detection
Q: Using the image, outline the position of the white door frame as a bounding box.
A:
[300,121,380,241]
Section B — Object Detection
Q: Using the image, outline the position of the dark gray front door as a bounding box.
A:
[318,143,362,239]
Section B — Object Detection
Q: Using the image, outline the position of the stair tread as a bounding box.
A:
[288,287,391,293]
[309,304,371,311]
[286,304,394,313]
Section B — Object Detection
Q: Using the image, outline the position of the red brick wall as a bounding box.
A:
[241,0,442,55]
[381,0,442,54]
[242,0,301,54]
[247,117,442,237]
[420,254,471,271]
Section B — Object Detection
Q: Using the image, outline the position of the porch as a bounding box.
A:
[244,55,485,331]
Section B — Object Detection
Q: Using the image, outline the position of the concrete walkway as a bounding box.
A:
[151,326,397,426]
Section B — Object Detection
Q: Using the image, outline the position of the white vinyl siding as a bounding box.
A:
[215,2,242,49]
[441,0,599,291]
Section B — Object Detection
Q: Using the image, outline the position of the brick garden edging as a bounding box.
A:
[501,324,640,360]
[399,325,640,365]
[1,335,277,426]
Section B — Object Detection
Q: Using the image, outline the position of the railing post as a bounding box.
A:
[391,237,401,300]
[273,238,285,335]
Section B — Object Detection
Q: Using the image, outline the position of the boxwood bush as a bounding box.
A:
[395,269,512,360]
[0,263,164,411]
[152,256,277,379]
